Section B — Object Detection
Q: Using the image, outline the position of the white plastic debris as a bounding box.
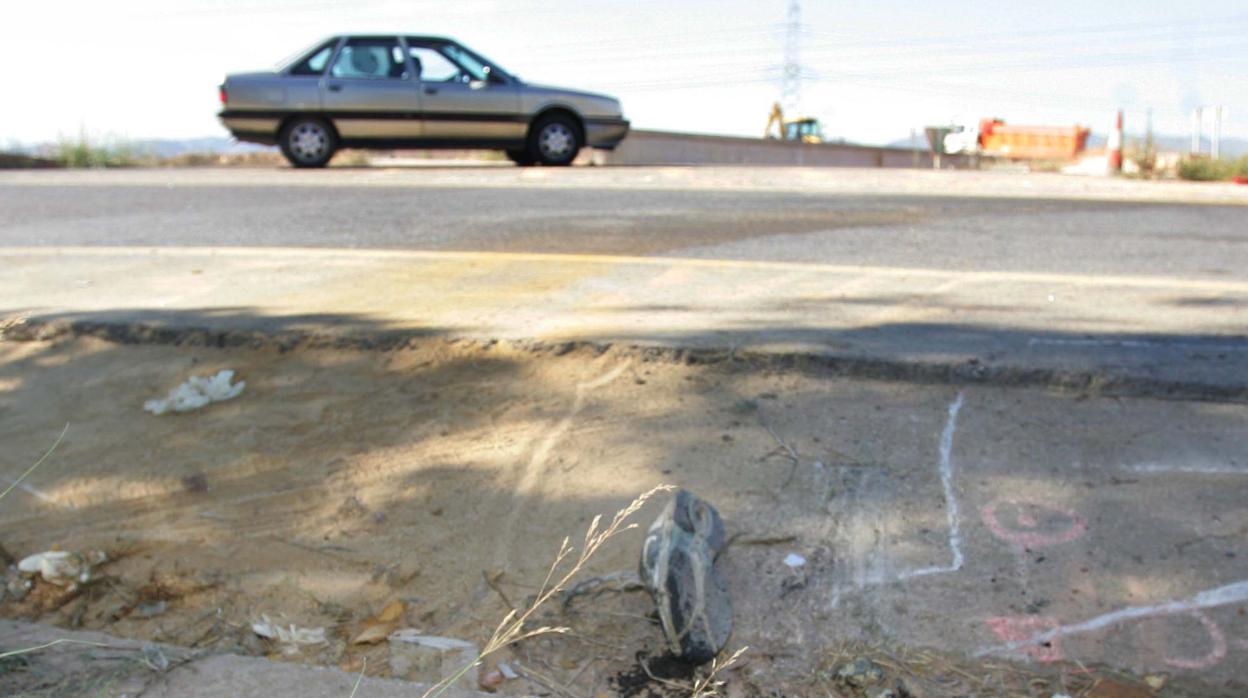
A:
[388,631,479,688]
[251,615,327,646]
[783,553,807,568]
[144,370,245,415]
[17,550,107,587]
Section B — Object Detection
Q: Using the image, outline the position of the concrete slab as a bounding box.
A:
[0,620,486,697]
[3,246,1245,400]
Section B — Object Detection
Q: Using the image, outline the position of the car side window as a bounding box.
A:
[407,47,463,83]
[330,39,408,79]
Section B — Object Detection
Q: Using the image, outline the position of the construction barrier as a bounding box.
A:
[601,130,973,168]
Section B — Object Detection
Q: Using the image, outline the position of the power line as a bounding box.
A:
[781,0,802,112]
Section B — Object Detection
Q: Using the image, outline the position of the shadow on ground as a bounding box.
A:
[1,306,1247,696]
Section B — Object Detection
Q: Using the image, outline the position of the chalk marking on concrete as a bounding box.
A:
[1163,611,1227,670]
[981,499,1088,549]
[985,616,1064,663]
[493,362,630,566]
[976,579,1248,658]
[897,391,966,581]
[1028,337,1248,352]
[8,246,1248,294]
[0,476,56,504]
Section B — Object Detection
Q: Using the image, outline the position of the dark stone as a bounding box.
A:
[639,489,732,664]
[836,658,885,688]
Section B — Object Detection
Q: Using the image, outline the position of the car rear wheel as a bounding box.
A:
[279,117,337,168]
[528,114,582,166]
[505,149,536,166]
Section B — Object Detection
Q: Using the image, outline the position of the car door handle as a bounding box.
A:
[327,84,344,92]
[423,87,438,95]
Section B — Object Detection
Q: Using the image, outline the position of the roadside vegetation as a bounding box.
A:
[1177,154,1248,182]
[52,131,137,168]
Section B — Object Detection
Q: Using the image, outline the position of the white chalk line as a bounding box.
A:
[976,579,1248,658]
[1028,337,1248,353]
[0,475,56,504]
[896,392,966,581]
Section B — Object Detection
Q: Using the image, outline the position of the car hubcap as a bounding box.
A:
[539,123,574,159]
[290,123,328,162]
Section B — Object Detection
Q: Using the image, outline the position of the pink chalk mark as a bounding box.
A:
[986,616,1063,663]
[982,499,1087,549]
[1163,611,1227,670]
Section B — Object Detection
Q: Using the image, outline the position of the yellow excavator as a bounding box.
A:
[764,102,824,143]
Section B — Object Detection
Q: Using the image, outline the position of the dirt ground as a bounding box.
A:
[1,330,1245,696]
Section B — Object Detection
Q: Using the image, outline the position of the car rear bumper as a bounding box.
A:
[219,112,280,145]
[585,118,629,149]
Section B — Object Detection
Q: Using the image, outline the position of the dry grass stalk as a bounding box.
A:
[0,423,68,503]
[347,657,366,698]
[421,484,674,698]
[690,645,749,697]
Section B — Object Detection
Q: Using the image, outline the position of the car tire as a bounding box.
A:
[279,117,337,168]
[505,149,536,166]
[528,114,582,166]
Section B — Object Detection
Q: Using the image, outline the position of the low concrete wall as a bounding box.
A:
[600,129,971,168]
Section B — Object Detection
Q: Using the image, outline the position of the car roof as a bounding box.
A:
[334,34,457,43]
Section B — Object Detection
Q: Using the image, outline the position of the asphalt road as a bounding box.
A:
[3,168,1248,280]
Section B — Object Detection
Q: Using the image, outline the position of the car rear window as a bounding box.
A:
[289,40,337,76]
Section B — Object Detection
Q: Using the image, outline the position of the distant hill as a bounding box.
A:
[886,131,1248,158]
[126,137,273,157]
[7,136,272,158]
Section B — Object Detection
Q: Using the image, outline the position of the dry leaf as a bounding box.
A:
[351,600,407,645]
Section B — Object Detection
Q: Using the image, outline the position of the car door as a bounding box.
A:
[320,36,422,140]
[406,40,522,143]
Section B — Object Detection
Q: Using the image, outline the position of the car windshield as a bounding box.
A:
[440,43,509,82]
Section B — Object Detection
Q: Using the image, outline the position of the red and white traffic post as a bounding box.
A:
[1107,110,1124,174]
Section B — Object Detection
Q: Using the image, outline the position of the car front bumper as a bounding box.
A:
[585,118,630,150]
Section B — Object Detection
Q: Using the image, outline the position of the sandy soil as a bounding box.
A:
[1,333,1242,696]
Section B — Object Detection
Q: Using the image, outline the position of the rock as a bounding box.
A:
[836,658,885,688]
[479,668,504,692]
[4,571,33,602]
[1085,679,1154,698]
[135,600,168,618]
[639,489,732,664]
[388,631,478,689]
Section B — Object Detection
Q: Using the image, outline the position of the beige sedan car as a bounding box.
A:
[219,35,630,167]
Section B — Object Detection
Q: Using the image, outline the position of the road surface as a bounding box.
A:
[2,167,1247,279]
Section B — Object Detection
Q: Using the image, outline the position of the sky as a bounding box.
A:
[4,0,1247,148]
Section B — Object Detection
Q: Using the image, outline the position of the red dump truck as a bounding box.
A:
[975,118,1091,160]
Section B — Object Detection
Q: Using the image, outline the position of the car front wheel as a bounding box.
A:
[528,115,582,166]
[505,149,536,166]
[279,117,337,168]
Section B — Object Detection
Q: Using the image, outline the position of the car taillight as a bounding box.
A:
[219,86,227,105]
